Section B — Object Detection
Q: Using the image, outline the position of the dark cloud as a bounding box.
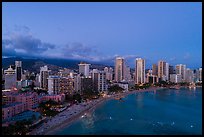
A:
[57,42,100,60]
[2,25,140,66]
[62,42,97,56]
[2,35,55,57]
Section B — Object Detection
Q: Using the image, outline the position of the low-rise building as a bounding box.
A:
[118,82,128,92]
[41,94,65,103]
[2,102,26,121]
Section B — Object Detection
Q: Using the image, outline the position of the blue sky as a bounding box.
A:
[2,2,202,69]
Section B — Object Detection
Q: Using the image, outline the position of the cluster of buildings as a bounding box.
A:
[2,58,202,125]
[114,57,202,84]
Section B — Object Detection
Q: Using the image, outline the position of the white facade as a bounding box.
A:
[4,66,16,89]
[34,73,40,87]
[48,76,60,95]
[170,74,182,83]
[176,64,186,82]
[92,69,107,92]
[78,63,90,77]
[158,60,169,81]
[104,67,113,81]
[74,74,82,93]
[199,68,202,82]
[185,68,194,83]
[135,58,145,84]
[118,83,128,92]
[98,71,107,92]
[165,63,169,81]
[5,74,16,89]
[124,66,132,82]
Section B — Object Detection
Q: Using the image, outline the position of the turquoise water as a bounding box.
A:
[54,88,202,135]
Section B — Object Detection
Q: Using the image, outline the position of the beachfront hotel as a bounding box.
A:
[135,58,145,84]
[40,66,49,90]
[158,60,169,82]
[114,57,125,82]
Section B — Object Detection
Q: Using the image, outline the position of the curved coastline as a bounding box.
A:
[30,87,166,135]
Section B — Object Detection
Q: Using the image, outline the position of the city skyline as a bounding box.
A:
[2,2,202,69]
[2,2,202,135]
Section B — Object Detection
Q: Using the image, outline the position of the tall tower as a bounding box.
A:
[185,68,194,83]
[135,58,145,84]
[175,64,186,82]
[4,66,16,89]
[78,62,90,77]
[15,61,22,81]
[152,64,158,76]
[158,60,169,81]
[114,57,125,82]
[40,65,49,90]
[166,63,169,81]
[47,76,60,95]
[199,68,202,82]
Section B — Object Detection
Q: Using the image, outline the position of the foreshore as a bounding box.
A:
[29,86,166,135]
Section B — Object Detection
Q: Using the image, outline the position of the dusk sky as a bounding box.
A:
[2,2,202,69]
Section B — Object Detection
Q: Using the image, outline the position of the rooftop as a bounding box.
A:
[3,110,41,123]
[2,102,23,108]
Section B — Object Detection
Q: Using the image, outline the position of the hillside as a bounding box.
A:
[2,57,113,73]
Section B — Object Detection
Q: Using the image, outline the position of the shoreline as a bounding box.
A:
[45,97,110,135]
[30,86,168,135]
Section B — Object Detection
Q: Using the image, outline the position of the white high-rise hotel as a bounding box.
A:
[47,76,60,95]
[135,58,145,84]
[78,62,90,77]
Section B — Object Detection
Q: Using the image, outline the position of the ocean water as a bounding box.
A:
[54,88,202,135]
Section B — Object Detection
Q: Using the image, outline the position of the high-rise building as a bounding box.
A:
[170,74,182,83]
[152,64,158,76]
[59,77,74,95]
[169,65,175,74]
[109,67,113,81]
[40,65,49,90]
[124,66,132,81]
[34,73,40,87]
[4,66,16,89]
[15,61,22,81]
[92,69,99,92]
[92,69,107,92]
[158,60,169,81]
[48,76,60,95]
[135,58,145,84]
[78,62,90,77]
[2,68,4,81]
[175,64,186,82]
[104,67,113,81]
[166,63,169,81]
[199,68,202,82]
[81,76,93,94]
[114,57,125,82]
[185,68,194,83]
[74,74,82,93]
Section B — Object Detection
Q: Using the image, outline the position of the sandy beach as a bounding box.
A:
[29,86,165,135]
